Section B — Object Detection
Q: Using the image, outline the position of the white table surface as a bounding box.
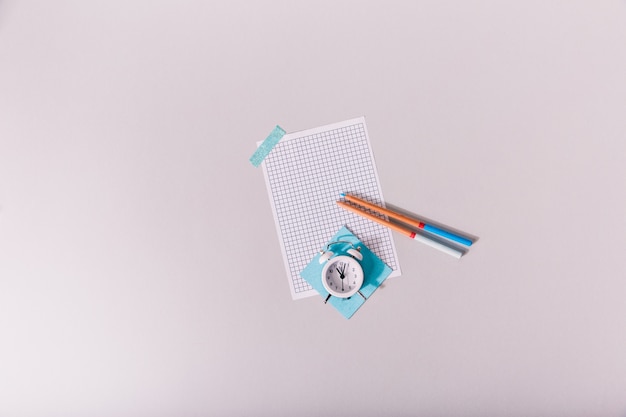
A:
[1,1,626,416]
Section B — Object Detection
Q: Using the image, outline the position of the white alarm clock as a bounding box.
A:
[318,241,365,300]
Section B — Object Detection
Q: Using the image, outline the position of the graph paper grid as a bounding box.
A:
[259,117,402,299]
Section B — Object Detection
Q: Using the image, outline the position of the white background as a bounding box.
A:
[1,1,626,416]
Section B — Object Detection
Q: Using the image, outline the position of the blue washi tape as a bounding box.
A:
[249,125,286,167]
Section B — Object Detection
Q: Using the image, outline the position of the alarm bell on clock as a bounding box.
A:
[318,241,366,303]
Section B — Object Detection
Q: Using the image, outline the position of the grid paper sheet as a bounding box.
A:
[260,117,402,299]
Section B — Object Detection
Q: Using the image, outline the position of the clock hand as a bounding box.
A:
[339,263,345,290]
[340,266,344,290]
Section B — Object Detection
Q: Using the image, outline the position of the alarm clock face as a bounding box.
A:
[321,255,364,298]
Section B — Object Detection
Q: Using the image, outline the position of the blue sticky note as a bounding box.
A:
[300,226,392,319]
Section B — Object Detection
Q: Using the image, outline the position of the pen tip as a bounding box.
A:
[340,192,346,197]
